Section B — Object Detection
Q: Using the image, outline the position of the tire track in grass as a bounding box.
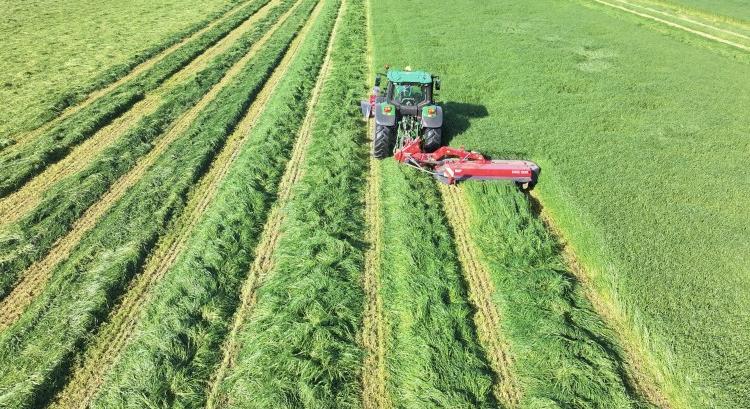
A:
[0,0,281,226]
[47,3,324,407]
[591,0,750,51]
[361,0,389,405]
[439,184,522,408]
[0,0,304,332]
[205,4,343,406]
[6,0,255,149]
[614,0,750,41]
[531,192,675,409]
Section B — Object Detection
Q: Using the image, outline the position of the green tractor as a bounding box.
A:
[361,67,443,159]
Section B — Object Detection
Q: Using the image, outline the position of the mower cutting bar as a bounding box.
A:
[395,140,540,186]
[436,160,538,184]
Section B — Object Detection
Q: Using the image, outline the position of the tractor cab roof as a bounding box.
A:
[387,69,432,84]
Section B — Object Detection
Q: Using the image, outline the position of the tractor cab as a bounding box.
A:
[380,70,438,116]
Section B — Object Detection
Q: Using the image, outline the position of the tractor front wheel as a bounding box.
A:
[423,127,442,153]
[373,125,395,159]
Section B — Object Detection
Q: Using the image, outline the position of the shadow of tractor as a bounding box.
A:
[441,101,489,146]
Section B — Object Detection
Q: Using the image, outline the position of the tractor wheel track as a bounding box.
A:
[49,2,323,407]
[0,0,282,226]
[592,0,750,52]
[532,193,675,409]
[613,0,750,40]
[0,0,304,333]
[439,184,522,408]
[205,2,343,406]
[360,0,389,406]
[6,0,258,150]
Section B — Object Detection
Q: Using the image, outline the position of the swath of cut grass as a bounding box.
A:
[214,1,368,406]
[0,6,315,407]
[0,0,273,198]
[1,0,251,150]
[378,161,498,408]
[0,0,295,300]
[87,1,336,407]
[461,182,651,409]
[0,0,244,143]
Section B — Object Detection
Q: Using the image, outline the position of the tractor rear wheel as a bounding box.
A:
[423,127,442,153]
[373,125,395,159]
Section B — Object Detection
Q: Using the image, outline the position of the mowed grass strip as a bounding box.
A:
[48,1,330,407]
[462,182,651,409]
[84,2,336,407]
[2,0,251,150]
[0,0,273,198]
[0,0,283,228]
[378,161,498,408]
[206,2,344,407]
[361,0,389,405]
[213,1,368,406]
[0,0,245,143]
[0,0,296,301]
[0,5,316,407]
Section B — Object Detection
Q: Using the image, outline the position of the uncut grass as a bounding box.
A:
[463,182,649,409]
[214,1,367,406]
[371,0,750,406]
[379,161,497,408]
[0,0,240,141]
[0,0,292,299]
[90,1,337,406]
[0,6,315,407]
[657,0,750,23]
[0,0,272,197]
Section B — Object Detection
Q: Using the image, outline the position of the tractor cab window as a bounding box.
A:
[393,83,426,106]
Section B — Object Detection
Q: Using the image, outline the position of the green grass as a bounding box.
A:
[657,0,750,23]
[0,0,293,300]
[0,0,240,139]
[371,0,750,407]
[0,0,274,197]
[378,161,497,408]
[464,182,650,409]
[214,1,368,406]
[0,5,315,406]
[90,1,338,406]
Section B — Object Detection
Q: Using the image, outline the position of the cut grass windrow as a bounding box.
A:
[50,2,331,407]
[460,182,655,409]
[0,0,248,148]
[439,184,521,407]
[378,161,498,408]
[0,3,316,406]
[0,0,276,198]
[532,193,675,409]
[0,0,300,315]
[206,2,343,407]
[213,1,368,406]
[0,0,283,229]
[361,0,388,405]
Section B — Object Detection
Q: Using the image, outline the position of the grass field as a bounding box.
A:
[660,0,750,22]
[0,0,746,407]
[0,0,240,139]
[371,0,750,407]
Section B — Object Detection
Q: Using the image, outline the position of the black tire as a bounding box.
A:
[423,127,442,153]
[373,125,395,159]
